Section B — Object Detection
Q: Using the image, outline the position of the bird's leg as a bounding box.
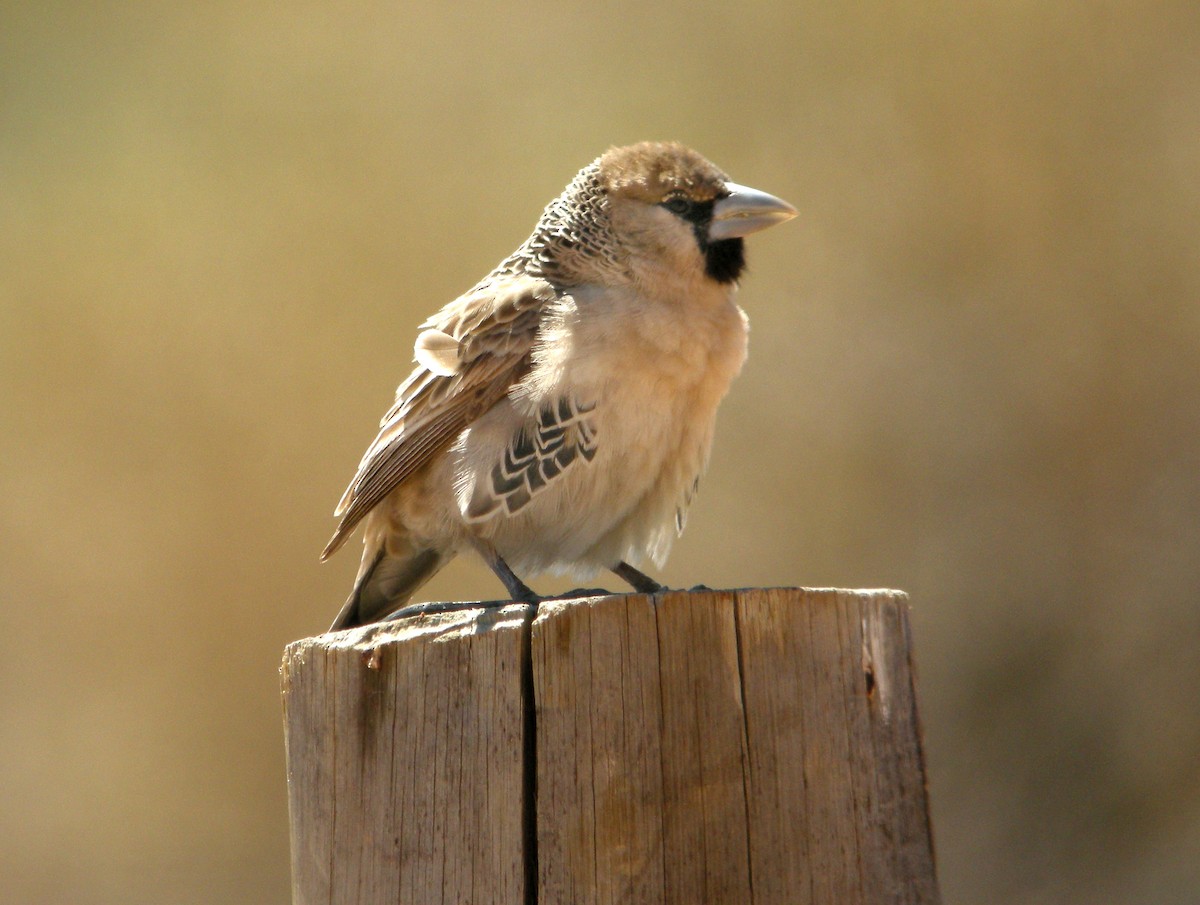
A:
[612,561,666,594]
[469,537,539,604]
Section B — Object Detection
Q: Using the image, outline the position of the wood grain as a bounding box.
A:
[282,603,534,905]
[282,588,940,904]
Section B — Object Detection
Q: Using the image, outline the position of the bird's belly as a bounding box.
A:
[487,335,742,575]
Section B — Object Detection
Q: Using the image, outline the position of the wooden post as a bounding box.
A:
[282,588,940,904]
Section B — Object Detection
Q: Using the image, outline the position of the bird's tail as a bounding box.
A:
[329,538,447,631]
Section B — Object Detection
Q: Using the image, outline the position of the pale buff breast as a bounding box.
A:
[476,283,750,574]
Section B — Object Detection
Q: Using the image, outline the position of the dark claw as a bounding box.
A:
[384,597,532,621]
[555,587,614,599]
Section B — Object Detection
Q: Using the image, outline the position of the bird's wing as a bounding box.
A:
[460,394,598,522]
[321,274,556,560]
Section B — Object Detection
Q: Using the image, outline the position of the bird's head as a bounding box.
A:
[595,141,797,287]
[514,142,795,293]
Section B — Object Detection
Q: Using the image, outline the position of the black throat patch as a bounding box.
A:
[663,198,746,285]
[703,238,746,284]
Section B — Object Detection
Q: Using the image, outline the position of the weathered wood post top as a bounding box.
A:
[282,587,940,904]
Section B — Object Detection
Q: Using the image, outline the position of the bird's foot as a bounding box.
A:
[554,586,614,600]
[384,598,525,621]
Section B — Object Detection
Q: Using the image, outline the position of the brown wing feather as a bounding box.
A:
[320,276,553,560]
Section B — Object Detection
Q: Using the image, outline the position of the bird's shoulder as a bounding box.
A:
[412,273,557,376]
[321,274,562,558]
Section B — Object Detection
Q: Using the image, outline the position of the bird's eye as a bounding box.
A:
[662,196,692,216]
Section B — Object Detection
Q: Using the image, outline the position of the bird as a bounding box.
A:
[321,141,796,630]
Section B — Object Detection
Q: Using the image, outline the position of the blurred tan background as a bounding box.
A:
[3,1,1198,902]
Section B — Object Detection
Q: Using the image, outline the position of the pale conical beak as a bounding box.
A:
[708,182,798,241]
